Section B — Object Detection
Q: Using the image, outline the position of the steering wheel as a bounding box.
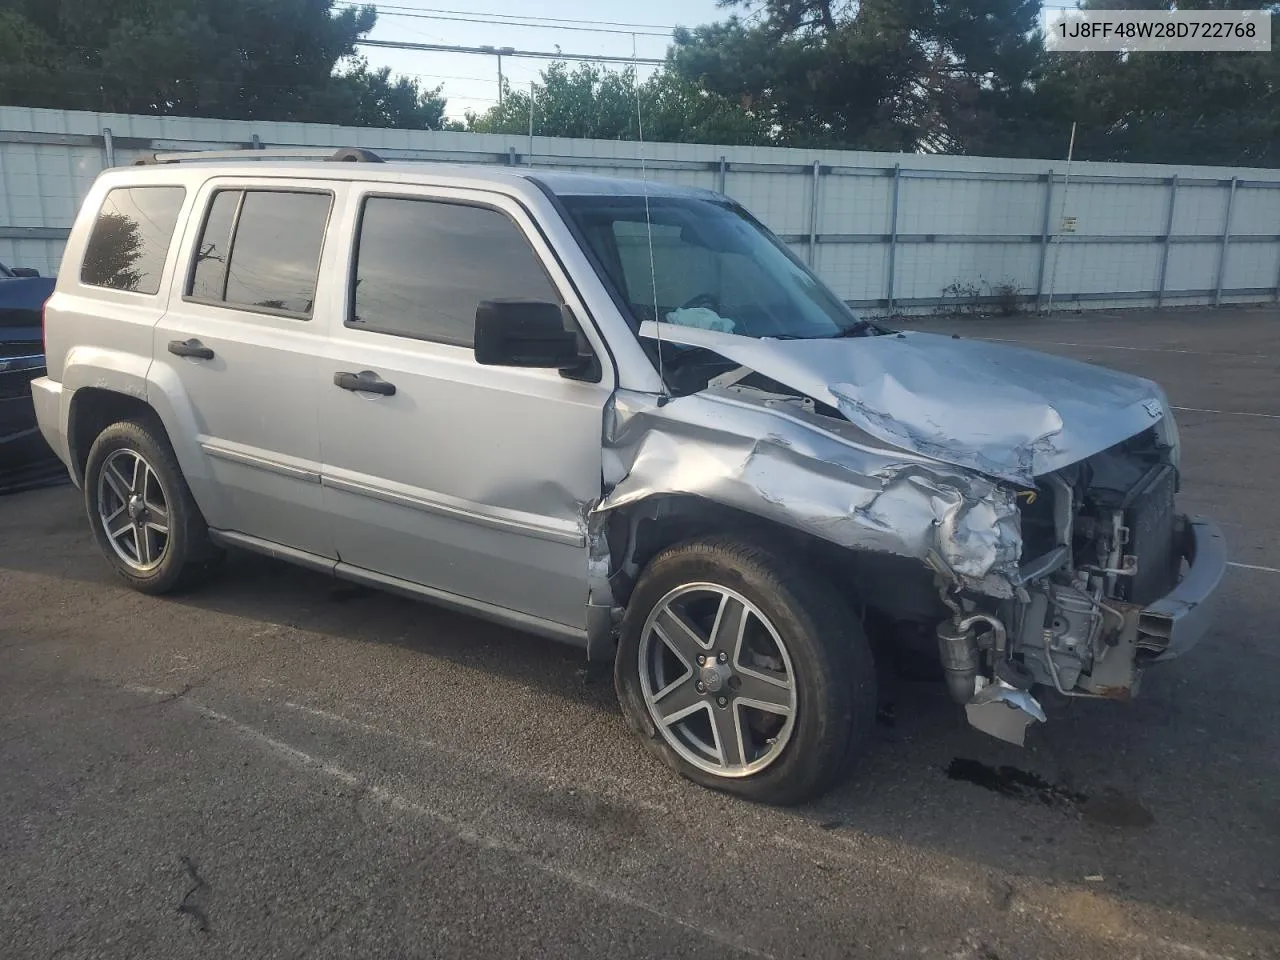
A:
[679,292,721,312]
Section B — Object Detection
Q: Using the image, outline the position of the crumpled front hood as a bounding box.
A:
[639,321,1169,485]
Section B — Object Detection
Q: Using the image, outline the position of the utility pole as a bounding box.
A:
[528,80,535,161]
[481,45,515,107]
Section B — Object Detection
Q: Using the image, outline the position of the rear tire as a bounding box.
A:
[83,417,221,594]
[615,535,876,805]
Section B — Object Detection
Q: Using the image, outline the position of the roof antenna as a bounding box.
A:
[631,33,668,405]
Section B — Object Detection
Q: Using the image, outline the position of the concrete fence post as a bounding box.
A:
[1214,177,1237,307]
[886,163,902,312]
[807,160,821,266]
[102,127,115,168]
[1156,176,1178,308]
[1034,169,1054,311]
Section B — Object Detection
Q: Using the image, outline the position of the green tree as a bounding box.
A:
[465,61,769,146]
[0,0,447,129]
[328,59,448,130]
[668,0,1046,153]
[1030,1,1279,166]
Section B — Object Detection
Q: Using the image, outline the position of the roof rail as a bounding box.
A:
[134,146,385,166]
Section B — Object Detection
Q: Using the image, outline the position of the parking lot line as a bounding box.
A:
[1171,405,1280,420]
[125,684,776,959]
[1228,561,1280,574]
[981,337,1263,359]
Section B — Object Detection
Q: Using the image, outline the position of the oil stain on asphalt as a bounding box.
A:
[947,758,1154,828]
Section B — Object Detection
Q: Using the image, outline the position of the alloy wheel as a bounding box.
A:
[96,448,170,572]
[638,583,798,778]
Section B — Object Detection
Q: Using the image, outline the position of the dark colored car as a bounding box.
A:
[1,260,60,492]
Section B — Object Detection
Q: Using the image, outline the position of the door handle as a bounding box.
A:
[334,370,396,396]
[168,338,214,360]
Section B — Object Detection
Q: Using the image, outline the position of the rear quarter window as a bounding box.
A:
[80,186,186,295]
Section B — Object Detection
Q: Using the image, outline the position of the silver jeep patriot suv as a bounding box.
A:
[32,147,1226,805]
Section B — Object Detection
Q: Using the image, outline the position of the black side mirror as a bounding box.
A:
[474,299,581,369]
[9,266,40,277]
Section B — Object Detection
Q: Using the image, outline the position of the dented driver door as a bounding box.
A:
[317,184,613,633]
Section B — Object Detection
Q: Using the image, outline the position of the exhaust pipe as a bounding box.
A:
[937,612,1044,745]
[936,613,1007,704]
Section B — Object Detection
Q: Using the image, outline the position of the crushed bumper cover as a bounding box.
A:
[1137,515,1227,663]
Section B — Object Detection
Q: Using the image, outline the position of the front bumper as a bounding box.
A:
[1137,515,1227,663]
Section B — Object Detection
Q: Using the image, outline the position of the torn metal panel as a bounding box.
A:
[596,387,1023,595]
[965,680,1046,746]
[637,321,1171,486]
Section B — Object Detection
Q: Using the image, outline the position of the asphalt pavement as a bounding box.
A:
[2,305,1278,959]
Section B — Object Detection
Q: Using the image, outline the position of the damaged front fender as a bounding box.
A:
[594,387,1022,598]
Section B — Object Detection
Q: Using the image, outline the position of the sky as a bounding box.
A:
[350,1,1080,123]
[345,0,732,121]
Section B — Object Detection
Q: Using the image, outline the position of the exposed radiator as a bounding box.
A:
[1120,465,1180,606]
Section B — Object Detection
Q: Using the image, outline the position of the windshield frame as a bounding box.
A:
[555,193,865,341]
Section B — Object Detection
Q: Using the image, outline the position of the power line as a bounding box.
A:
[338,4,672,37]
[355,38,666,65]
[403,71,502,84]
[356,3,678,31]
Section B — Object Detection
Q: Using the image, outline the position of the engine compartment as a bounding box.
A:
[938,427,1184,743]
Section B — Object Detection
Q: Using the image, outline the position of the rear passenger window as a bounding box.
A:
[189,190,239,301]
[80,186,185,295]
[187,189,331,317]
[349,196,559,346]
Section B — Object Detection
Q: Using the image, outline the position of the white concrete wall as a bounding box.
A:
[3,106,1278,312]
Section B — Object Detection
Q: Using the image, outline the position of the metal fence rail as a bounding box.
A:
[3,108,1279,313]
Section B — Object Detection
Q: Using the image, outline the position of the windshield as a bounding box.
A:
[561,195,864,340]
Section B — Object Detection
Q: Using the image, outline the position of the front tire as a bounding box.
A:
[615,535,876,805]
[83,417,219,594]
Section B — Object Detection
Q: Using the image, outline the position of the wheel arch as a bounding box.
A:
[67,387,162,487]
[594,492,945,653]
[68,365,215,525]
[599,493,861,606]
